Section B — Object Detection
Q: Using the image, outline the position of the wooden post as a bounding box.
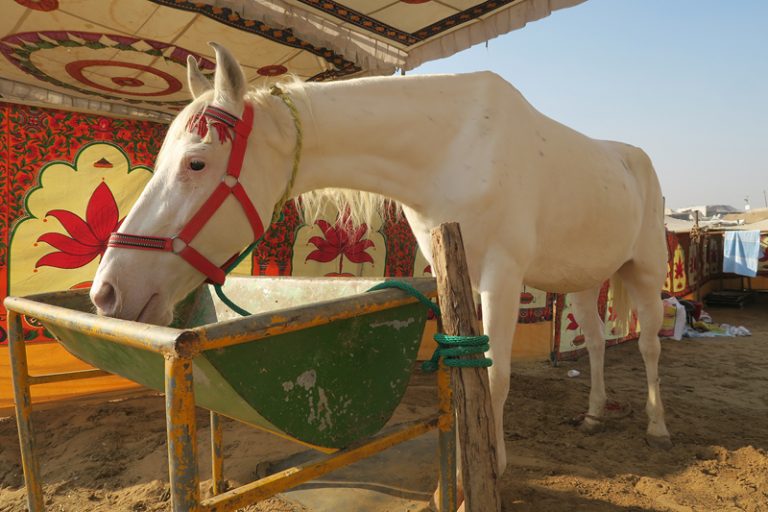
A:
[694,211,702,302]
[430,223,501,512]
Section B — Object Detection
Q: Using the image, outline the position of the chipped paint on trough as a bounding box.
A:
[296,369,317,390]
[370,316,418,331]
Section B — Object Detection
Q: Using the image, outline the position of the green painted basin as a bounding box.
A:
[13,277,436,449]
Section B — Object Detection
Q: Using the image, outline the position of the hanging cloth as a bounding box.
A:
[722,230,761,277]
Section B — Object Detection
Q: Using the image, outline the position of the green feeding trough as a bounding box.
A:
[14,276,436,449]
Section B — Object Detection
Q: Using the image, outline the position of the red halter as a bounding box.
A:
[107,104,264,285]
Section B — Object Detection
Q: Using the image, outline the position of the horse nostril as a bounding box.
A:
[91,281,118,315]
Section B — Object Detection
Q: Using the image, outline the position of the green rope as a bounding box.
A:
[421,333,492,372]
[367,280,441,318]
[212,86,303,316]
[213,240,261,316]
[366,281,492,372]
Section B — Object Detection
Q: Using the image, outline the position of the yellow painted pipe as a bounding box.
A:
[8,312,44,512]
[28,368,111,385]
[210,411,225,496]
[165,356,201,512]
[200,416,439,511]
[4,296,186,355]
[197,291,437,351]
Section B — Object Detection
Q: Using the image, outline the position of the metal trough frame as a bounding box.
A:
[6,284,458,512]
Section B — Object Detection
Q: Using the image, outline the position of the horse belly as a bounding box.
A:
[523,208,641,293]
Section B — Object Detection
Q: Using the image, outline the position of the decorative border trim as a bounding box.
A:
[295,0,418,45]
[415,0,515,40]
[294,0,518,46]
[148,0,361,81]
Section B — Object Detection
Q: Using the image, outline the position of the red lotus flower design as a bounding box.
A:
[36,182,123,269]
[15,0,59,12]
[306,216,375,277]
[566,313,579,331]
[565,313,586,345]
[674,259,685,279]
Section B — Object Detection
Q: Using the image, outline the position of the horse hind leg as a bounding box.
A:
[570,288,608,434]
[617,261,672,448]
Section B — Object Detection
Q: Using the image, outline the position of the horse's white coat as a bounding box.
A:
[92,45,671,476]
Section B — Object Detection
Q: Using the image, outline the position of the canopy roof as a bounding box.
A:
[1,0,585,119]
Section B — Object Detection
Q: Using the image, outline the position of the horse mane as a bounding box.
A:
[260,79,397,227]
[298,188,398,227]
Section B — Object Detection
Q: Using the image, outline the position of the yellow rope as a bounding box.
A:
[269,84,303,225]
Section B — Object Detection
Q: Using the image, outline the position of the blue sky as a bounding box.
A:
[412,0,768,211]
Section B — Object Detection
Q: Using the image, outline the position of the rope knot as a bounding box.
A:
[366,281,493,373]
[421,333,492,372]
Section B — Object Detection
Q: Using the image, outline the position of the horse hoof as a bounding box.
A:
[579,418,604,435]
[646,434,673,449]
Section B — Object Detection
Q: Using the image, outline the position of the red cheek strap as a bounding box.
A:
[106,103,262,286]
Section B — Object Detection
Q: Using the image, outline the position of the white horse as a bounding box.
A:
[91,43,671,487]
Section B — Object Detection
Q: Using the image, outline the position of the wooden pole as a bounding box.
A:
[430,223,501,512]
[694,211,702,302]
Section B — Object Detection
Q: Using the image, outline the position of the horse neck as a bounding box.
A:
[276,79,437,209]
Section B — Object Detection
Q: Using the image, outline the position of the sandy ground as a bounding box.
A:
[1,296,767,511]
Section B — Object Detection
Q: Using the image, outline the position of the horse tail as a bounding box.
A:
[609,273,632,335]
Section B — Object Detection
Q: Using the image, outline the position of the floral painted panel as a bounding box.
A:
[0,101,166,343]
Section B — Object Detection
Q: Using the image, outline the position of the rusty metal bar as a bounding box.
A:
[196,282,437,351]
[437,361,457,512]
[5,296,183,354]
[200,416,439,512]
[28,368,111,385]
[8,311,44,512]
[210,411,225,496]
[165,356,201,512]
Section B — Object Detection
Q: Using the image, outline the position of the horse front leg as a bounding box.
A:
[430,271,522,512]
[480,276,523,475]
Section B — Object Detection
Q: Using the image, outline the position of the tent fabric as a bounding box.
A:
[1,0,587,117]
[552,280,641,362]
[197,0,587,71]
[0,0,367,117]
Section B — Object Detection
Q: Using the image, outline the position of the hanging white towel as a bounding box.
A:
[722,230,761,277]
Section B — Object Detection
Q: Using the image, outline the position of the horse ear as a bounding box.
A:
[209,42,246,107]
[186,55,212,99]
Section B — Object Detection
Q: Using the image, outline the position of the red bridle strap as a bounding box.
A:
[107,103,263,285]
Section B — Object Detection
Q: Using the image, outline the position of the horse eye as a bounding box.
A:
[189,160,206,171]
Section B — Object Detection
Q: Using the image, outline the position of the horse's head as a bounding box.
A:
[91,43,290,325]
